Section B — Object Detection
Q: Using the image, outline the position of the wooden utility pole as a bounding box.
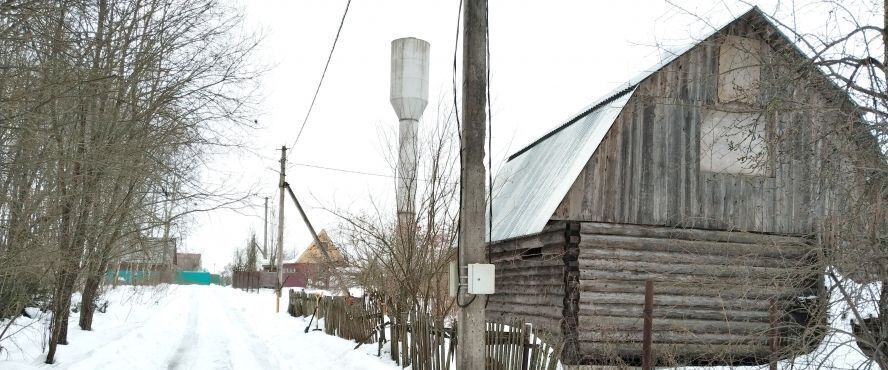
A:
[283,184,350,296]
[263,196,269,258]
[162,177,176,270]
[276,146,286,312]
[457,0,488,368]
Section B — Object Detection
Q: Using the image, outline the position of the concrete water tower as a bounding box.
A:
[390,37,430,227]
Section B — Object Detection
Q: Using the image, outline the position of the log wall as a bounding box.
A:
[486,223,574,339]
[574,222,824,366]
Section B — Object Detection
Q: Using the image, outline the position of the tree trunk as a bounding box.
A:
[46,244,78,363]
[877,278,888,368]
[79,267,104,330]
[45,180,75,364]
[57,265,79,343]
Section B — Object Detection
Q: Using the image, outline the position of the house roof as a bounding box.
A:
[490,89,635,241]
[296,230,345,264]
[489,7,843,242]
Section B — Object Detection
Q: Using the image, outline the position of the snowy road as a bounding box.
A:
[2,285,399,370]
[164,287,280,370]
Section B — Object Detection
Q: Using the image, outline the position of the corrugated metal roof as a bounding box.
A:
[490,89,635,241]
[487,7,775,242]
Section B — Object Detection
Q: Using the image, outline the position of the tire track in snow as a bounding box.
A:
[166,286,276,370]
[166,298,199,370]
[217,288,280,369]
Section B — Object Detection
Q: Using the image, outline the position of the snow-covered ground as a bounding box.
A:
[0,285,399,370]
[0,273,882,370]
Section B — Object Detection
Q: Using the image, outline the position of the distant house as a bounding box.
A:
[486,7,867,368]
[294,230,345,289]
[245,262,308,288]
[117,237,176,272]
[248,261,319,288]
[295,230,345,265]
[175,253,201,271]
[109,237,177,285]
[252,231,344,289]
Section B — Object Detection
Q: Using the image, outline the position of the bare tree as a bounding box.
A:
[0,0,259,363]
[335,100,460,319]
[246,232,259,272]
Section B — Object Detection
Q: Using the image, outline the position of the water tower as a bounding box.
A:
[390,37,430,228]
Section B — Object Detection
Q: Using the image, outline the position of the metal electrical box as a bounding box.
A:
[467,263,495,294]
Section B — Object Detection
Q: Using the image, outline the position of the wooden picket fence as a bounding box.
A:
[485,321,561,370]
[289,291,383,343]
[288,290,561,370]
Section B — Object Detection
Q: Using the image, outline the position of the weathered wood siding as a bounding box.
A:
[574,222,823,366]
[551,17,843,235]
[486,223,575,339]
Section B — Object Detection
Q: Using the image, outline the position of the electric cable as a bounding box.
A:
[484,0,492,310]
[452,0,476,309]
[288,162,455,184]
[289,0,353,156]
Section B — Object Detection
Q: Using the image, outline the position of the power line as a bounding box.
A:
[485,0,493,246]
[289,0,353,154]
[289,162,393,179]
[288,162,457,184]
[451,0,475,310]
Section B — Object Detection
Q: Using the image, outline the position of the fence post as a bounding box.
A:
[643,280,654,370]
[378,303,386,358]
[769,298,778,370]
[390,302,399,364]
[401,309,409,367]
[522,323,532,370]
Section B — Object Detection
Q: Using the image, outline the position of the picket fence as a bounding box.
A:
[288,290,561,370]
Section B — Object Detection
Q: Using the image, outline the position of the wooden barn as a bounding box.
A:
[486,7,859,367]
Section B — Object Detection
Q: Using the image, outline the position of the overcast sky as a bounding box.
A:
[182,0,872,273]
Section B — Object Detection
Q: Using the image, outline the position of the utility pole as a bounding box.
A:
[276,146,286,312]
[457,0,488,369]
[263,196,269,258]
[162,177,176,270]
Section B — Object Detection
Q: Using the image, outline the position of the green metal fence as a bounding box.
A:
[176,271,211,285]
[106,270,221,285]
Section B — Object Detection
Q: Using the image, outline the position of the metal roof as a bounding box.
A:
[488,8,772,242]
[489,89,635,241]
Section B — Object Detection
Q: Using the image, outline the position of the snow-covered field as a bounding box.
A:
[0,285,399,370]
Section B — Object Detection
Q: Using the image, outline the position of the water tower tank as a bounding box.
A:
[390,38,430,121]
